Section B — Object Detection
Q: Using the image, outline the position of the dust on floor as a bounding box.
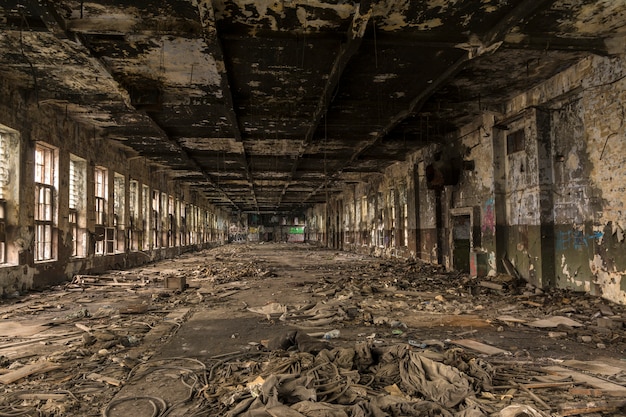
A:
[1,243,625,416]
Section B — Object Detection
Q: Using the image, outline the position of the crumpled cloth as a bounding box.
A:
[399,350,473,408]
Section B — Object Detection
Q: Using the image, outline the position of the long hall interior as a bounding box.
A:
[1,1,626,416]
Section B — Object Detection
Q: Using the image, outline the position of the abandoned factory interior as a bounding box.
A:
[1,0,626,416]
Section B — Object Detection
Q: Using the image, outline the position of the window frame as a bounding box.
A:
[34,143,58,262]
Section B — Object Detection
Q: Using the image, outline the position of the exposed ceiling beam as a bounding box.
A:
[364,31,608,55]
[67,32,242,211]
[277,0,373,210]
[303,0,554,204]
[194,0,258,213]
[502,35,609,55]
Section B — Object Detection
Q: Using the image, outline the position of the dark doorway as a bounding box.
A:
[452,214,471,272]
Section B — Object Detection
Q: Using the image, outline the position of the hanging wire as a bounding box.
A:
[372,18,378,69]
[18,5,39,105]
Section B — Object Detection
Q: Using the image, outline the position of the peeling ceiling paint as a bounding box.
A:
[0,0,625,212]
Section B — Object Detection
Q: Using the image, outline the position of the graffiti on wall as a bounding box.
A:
[482,198,495,235]
[556,229,604,251]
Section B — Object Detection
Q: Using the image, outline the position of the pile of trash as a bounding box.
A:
[191,338,544,417]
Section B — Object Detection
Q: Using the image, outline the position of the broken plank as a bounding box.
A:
[216,290,240,299]
[557,399,626,416]
[450,339,509,355]
[87,372,123,387]
[543,366,626,393]
[516,382,551,410]
[16,393,68,401]
[562,360,625,376]
[0,361,62,384]
[142,308,191,346]
[0,332,83,352]
[73,281,147,287]
[480,281,504,291]
[497,315,527,324]
[526,316,584,328]
[493,382,575,390]
[0,321,52,337]
[570,388,626,397]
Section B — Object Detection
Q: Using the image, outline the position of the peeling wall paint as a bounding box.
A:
[308,52,626,304]
[0,85,229,296]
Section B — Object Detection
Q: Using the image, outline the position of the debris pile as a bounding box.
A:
[0,243,625,416]
[200,341,491,417]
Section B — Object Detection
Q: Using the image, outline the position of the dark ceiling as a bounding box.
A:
[1,1,624,213]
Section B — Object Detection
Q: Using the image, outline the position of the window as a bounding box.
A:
[94,167,107,225]
[179,201,187,246]
[0,201,5,264]
[507,129,525,154]
[129,180,139,251]
[377,192,384,247]
[142,185,150,250]
[0,133,8,264]
[0,128,20,265]
[34,143,57,261]
[390,189,395,247]
[113,173,125,252]
[161,192,168,247]
[403,203,408,247]
[94,166,108,255]
[69,155,87,257]
[168,196,176,247]
[188,204,196,244]
[152,190,160,248]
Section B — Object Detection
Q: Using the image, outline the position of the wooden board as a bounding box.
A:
[0,361,62,384]
[0,321,52,337]
[402,314,491,329]
[562,360,625,376]
[450,339,509,355]
[526,316,583,328]
[543,366,626,393]
[497,315,528,324]
[142,308,191,346]
[558,399,626,416]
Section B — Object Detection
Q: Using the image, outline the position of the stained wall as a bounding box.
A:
[307,53,626,305]
[0,81,228,296]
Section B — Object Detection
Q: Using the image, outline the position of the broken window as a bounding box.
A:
[168,196,176,247]
[34,143,57,262]
[69,155,87,257]
[507,129,525,154]
[0,128,19,265]
[0,201,5,264]
[129,180,139,251]
[142,185,150,250]
[403,203,408,247]
[0,133,8,264]
[94,166,108,255]
[94,167,107,226]
[161,192,168,247]
[152,190,160,249]
[179,201,187,246]
[189,204,197,244]
[390,189,396,248]
[377,192,384,248]
[203,209,209,243]
[113,173,125,253]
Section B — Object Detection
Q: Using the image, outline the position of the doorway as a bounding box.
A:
[452,214,471,273]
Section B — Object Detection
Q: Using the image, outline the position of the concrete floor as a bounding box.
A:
[2,243,626,416]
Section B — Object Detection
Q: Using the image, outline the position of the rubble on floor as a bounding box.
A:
[0,243,624,416]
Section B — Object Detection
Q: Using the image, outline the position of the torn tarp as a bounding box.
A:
[211,342,485,417]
